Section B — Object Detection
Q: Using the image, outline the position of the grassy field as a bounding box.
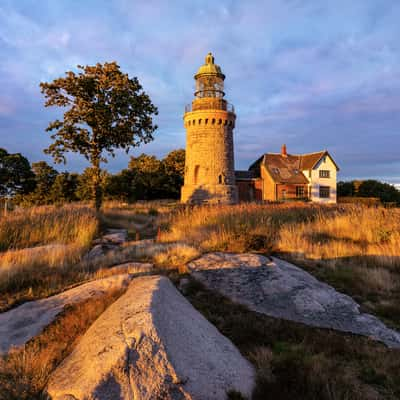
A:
[1,201,399,399]
[160,203,400,330]
[0,203,161,312]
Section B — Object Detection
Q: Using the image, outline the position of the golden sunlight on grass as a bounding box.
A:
[153,243,200,270]
[160,203,400,329]
[279,206,400,267]
[160,203,400,269]
[0,205,98,251]
[0,205,99,311]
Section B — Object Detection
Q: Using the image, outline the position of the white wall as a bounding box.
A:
[306,155,337,203]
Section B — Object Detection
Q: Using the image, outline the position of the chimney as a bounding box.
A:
[281,144,287,157]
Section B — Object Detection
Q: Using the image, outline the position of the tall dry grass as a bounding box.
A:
[0,205,99,311]
[160,203,334,252]
[0,205,98,251]
[161,203,400,328]
[160,204,400,268]
[279,206,400,266]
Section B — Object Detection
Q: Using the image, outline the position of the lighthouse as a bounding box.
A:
[181,53,238,204]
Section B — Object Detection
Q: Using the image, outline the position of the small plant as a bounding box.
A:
[243,233,276,253]
[153,244,200,270]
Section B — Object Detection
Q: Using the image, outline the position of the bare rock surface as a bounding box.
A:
[47,275,254,400]
[102,228,128,244]
[84,243,105,259]
[85,229,128,260]
[188,253,400,348]
[0,274,132,354]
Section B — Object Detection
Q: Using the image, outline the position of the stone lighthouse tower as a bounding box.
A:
[181,53,238,204]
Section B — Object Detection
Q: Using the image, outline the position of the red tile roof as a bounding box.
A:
[263,154,309,184]
[247,150,338,184]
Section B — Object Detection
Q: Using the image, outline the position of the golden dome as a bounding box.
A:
[194,52,225,80]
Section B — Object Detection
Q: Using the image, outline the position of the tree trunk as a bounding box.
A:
[92,159,102,212]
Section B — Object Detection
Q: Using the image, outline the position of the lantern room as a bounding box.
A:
[194,52,225,98]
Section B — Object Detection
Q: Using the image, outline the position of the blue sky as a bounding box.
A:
[0,0,399,183]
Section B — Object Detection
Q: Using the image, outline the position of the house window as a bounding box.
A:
[319,186,330,198]
[319,170,330,178]
[296,186,305,197]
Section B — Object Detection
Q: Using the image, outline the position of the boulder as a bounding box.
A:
[102,229,128,244]
[188,253,400,348]
[0,274,132,354]
[47,275,254,400]
[84,243,105,260]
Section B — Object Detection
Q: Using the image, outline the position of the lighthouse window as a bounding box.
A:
[218,119,222,125]
[212,118,215,124]
[192,120,195,125]
[194,165,200,184]
[205,118,208,124]
[199,119,202,125]
[218,174,222,184]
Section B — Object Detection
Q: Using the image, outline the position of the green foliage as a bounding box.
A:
[9,148,184,206]
[40,62,158,210]
[104,149,185,201]
[75,168,109,202]
[337,181,354,197]
[0,148,35,197]
[32,161,59,202]
[338,180,400,204]
[162,149,185,198]
[18,161,59,206]
[50,172,79,203]
[358,179,400,203]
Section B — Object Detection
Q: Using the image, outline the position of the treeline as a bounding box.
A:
[0,147,185,206]
[338,180,400,204]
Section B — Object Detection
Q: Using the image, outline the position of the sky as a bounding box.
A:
[0,0,399,183]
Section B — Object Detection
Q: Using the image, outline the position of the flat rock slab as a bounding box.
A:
[0,274,132,354]
[188,253,400,348]
[47,275,254,400]
[102,229,128,244]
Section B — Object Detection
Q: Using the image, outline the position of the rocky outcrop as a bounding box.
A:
[85,229,129,260]
[188,253,400,348]
[47,275,254,400]
[100,229,128,245]
[0,274,132,354]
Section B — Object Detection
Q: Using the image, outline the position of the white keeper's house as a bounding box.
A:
[235,144,339,204]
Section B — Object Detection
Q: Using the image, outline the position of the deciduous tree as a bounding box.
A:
[40,62,158,210]
[0,148,35,197]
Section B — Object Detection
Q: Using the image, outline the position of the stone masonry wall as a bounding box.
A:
[181,107,238,204]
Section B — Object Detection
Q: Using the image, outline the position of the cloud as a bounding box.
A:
[0,0,399,182]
